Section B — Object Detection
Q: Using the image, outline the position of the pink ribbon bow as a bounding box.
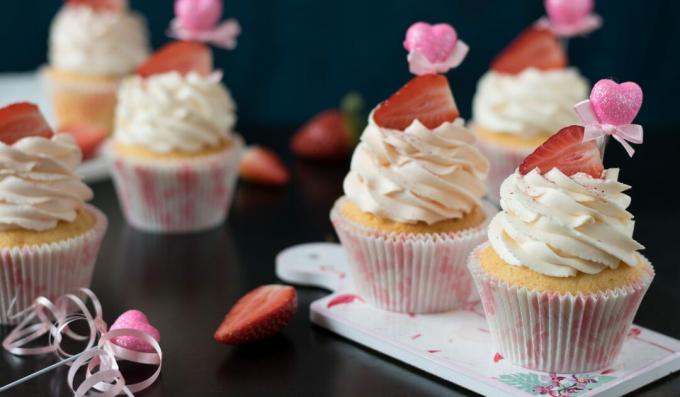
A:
[2,289,162,396]
[574,100,643,157]
[168,0,240,49]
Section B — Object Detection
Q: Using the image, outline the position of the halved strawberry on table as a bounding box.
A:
[373,74,459,131]
[491,26,567,75]
[519,125,604,178]
[214,285,297,345]
[137,41,213,78]
[0,102,53,145]
[67,0,127,12]
[59,124,108,160]
[239,145,290,186]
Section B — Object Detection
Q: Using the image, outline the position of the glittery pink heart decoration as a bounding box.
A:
[590,79,643,125]
[545,0,593,25]
[404,22,458,63]
[175,0,223,31]
[110,310,161,353]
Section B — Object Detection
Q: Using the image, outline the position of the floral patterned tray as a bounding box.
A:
[277,242,680,397]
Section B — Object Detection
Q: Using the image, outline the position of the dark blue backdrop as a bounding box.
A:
[1,1,679,131]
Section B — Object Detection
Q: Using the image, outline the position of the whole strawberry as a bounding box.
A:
[291,93,365,161]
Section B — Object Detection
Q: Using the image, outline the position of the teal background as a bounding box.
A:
[1,0,678,130]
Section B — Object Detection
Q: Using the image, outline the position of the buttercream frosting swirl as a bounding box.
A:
[343,114,489,225]
[472,68,588,138]
[48,4,150,76]
[0,134,93,232]
[114,71,236,153]
[488,168,644,277]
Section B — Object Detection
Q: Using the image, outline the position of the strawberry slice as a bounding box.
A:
[519,125,603,178]
[137,41,213,78]
[214,285,297,345]
[373,74,459,131]
[59,124,108,160]
[67,0,126,12]
[491,26,567,75]
[239,145,290,186]
[0,102,53,145]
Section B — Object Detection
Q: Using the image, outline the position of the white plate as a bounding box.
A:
[0,72,110,183]
[277,242,680,397]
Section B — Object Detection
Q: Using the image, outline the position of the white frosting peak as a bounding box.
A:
[343,113,489,225]
[488,168,644,277]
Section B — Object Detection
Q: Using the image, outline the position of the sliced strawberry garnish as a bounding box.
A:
[491,26,567,75]
[373,74,459,131]
[214,285,297,345]
[0,102,53,145]
[519,125,603,178]
[59,124,108,160]
[137,41,213,78]
[67,0,126,12]
[239,146,290,186]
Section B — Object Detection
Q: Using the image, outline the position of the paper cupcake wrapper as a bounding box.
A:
[331,197,497,313]
[108,136,243,233]
[467,243,654,373]
[476,138,533,204]
[0,205,108,325]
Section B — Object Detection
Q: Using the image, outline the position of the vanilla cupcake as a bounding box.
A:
[471,26,588,202]
[108,41,243,233]
[0,103,108,324]
[468,123,653,373]
[43,0,150,134]
[331,74,495,313]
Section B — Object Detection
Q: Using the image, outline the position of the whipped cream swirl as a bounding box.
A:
[49,5,150,76]
[0,134,93,232]
[488,168,644,277]
[343,114,489,225]
[472,68,588,138]
[114,72,237,153]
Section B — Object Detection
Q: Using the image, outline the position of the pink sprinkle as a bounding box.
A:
[327,294,364,309]
[411,333,422,340]
[427,349,441,354]
[493,352,504,363]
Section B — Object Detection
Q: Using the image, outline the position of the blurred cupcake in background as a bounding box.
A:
[108,40,242,233]
[471,25,589,203]
[0,103,108,324]
[331,22,495,314]
[43,0,150,135]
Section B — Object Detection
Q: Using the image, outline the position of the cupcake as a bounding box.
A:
[43,0,150,134]
[472,26,589,202]
[108,41,243,233]
[469,82,652,372]
[331,72,495,313]
[0,103,108,324]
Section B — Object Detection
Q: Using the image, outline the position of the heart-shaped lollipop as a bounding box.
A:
[110,310,161,353]
[590,79,643,125]
[404,22,458,64]
[175,0,223,32]
[545,0,593,25]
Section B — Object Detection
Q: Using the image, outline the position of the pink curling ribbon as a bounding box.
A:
[2,289,162,396]
[168,0,240,50]
[574,79,644,157]
[537,0,602,37]
[403,22,469,76]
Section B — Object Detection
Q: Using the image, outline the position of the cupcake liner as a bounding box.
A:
[330,197,497,313]
[41,67,122,133]
[468,243,654,373]
[476,137,532,204]
[0,205,108,325]
[108,136,243,233]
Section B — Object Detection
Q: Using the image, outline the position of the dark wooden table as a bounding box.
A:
[1,130,678,396]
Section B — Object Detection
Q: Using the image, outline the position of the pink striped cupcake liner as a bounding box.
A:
[108,136,243,233]
[476,138,532,204]
[467,243,654,373]
[0,205,108,325]
[330,197,497,314]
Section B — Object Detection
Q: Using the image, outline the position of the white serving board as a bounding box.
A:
[277,242,680,397]
[0,72,109,183]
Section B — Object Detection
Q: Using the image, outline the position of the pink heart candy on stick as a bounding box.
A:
[403,22,469,76]
[540,0,601,37]
[175,0,223,31]
[110,309,161,353]
[590,79,643,125]
[169,0,241,50]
